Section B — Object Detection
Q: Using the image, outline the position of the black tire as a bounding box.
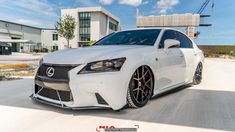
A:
[193,63,203,85]
[127,66,154,108]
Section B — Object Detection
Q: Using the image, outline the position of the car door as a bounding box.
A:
[175,31,196,82]
[156,30,186,91]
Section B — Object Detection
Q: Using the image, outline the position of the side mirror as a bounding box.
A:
[164,39,180,51]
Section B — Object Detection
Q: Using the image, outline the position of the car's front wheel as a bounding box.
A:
[127,66,154,108]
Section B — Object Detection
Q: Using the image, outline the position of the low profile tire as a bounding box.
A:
[127,66,154,108]
[193,63,203,85]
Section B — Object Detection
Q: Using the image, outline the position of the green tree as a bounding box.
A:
[55,15,76,48]
[84,40,96,47]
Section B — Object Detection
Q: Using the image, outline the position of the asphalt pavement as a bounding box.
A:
[0,58,235,132]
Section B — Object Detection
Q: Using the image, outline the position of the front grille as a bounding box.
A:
[37,64,78,80]
[35,84,73,102]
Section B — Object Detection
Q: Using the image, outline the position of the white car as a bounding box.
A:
[31,28,204,110]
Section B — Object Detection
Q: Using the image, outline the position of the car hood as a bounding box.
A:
[43,45,146,64]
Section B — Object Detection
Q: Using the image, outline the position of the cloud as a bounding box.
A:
[99,0,148,6]
[0,0,58,17]
[14,19,42,27]
[10,0,57,17]
[142,1,149,5]
[154,0,179,14]
[0,0,59,28]
[119,0,143,7]
[99,0,113,5]
[0,0,6,3]
[75,0,98,6]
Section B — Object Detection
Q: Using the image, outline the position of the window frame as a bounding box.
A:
[109,22,118,31]
[52,34,58,41]
[79,12,91,42]
[174,31,193,49]
[158,29,178,49]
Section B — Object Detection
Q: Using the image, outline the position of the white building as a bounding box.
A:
[59,7,120,49]
[0,7,120,52]
[41,29,59,51]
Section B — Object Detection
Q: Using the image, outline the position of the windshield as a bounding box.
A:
[95,29,161,46]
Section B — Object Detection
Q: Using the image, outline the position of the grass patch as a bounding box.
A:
[0,63,30,69]
[0,69,35,81]
[0,75,21,81]
[0,69,35,77]
[198,45,235,58]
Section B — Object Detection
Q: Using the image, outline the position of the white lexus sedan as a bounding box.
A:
[31,28,204,110]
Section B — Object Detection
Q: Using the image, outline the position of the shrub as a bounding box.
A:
[0,64,30,69]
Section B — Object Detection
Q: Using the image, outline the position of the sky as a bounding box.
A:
[0,0,234,45]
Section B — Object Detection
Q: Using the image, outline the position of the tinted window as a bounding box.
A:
[159,30,177,48]
[95,29,161,46]
[175,31,193,48]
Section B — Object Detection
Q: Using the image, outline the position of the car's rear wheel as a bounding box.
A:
[193,63,203,85]
[127,66,154,108]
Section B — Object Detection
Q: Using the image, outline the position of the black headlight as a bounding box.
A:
[79,57,126,74]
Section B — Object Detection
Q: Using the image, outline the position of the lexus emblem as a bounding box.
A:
[46,67,55,77]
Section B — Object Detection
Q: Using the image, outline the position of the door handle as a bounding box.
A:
[179,53,184,57]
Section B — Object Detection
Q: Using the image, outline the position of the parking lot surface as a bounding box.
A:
[0,58,235,132]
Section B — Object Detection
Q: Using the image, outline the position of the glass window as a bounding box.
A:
[175,31,193,48]
[52,34,58,41]
[159,30,177,49]
[79,12,91,41]
[109,22,118,31]
[52,46,58,50]
[95,29,161,46]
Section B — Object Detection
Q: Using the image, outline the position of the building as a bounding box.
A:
[0,20,42,52]
[41,29,59,51]
[0,19,59,52]
[137,14,200,28]
[136,13,201,40]
[0,7,120,52]
[60,7,120,49]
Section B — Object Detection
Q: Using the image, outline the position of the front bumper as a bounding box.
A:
[32,64,131,110]
[30,94,110,110]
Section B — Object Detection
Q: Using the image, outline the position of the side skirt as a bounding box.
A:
[152,81,192,98]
